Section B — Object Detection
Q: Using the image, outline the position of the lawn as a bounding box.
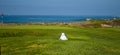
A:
[0,25,120,55]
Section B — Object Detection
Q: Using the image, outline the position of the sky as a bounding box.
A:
[0,0,120,16]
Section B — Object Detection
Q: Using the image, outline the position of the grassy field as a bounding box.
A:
[0,25,120,55]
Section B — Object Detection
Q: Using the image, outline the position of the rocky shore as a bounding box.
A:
[0,20,120,28]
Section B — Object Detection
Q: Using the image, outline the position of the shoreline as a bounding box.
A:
[0,21,86,25]
[0,19,120,28]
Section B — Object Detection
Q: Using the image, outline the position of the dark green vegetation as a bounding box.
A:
[0,25,120,55]
[88,19,120,28]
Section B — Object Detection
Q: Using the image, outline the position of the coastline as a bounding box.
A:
[0,21,87,25]
[1,19,120,28]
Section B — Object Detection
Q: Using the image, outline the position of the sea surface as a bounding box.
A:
[0,15,119,24]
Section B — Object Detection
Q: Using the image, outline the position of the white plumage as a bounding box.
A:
[59,33,68,40]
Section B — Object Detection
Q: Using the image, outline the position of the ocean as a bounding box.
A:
[0,15,118,24]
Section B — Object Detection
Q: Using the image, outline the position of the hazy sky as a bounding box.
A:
[0,0,120,16]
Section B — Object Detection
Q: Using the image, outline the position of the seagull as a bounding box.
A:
[59,33,68,40]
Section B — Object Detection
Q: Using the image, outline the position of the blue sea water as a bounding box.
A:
[0,15,118,24]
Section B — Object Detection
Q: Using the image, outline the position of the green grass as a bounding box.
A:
[0,25,120,55]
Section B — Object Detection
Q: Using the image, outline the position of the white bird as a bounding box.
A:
[59,33,68,40]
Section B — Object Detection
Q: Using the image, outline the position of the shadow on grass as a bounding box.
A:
[69,38,88,41]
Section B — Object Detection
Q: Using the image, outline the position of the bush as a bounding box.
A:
[89,20,105,28]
